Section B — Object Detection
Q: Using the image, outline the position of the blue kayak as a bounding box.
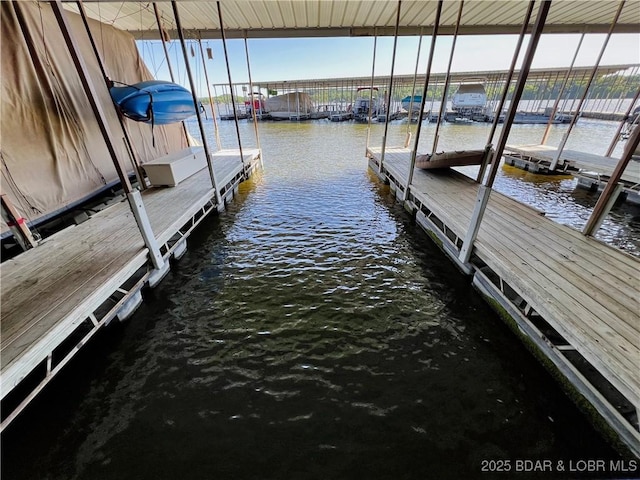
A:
[110,80,196,125]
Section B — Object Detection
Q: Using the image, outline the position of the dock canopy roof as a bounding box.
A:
[65,1,640,39]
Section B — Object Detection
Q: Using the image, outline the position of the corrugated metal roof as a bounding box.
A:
[65,1,640,39]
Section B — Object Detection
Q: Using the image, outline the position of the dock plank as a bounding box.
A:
[505,144,640,184]
[371,146,640,410]
[1,149,260,401]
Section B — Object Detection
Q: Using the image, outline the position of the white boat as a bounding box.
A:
[452,83,487,110]
[451,83,487,121]
[352,87,380,122]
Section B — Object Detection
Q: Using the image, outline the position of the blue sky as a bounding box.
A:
[137,33,640,95]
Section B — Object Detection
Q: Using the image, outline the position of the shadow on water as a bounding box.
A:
[2,121,633,480]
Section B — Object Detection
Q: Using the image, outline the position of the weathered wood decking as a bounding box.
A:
[0,149,260,426]
[369,146,640,453]
[504,144,640,185]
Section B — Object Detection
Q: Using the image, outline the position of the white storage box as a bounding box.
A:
[143,146,207,187]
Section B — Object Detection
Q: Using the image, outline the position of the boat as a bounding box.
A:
[244,92,267,117]
[401,95,423,113]
[415,149,490,169]
[450,83,488,122]
[452,83,487,111]
[265,92,314,120]
[352,87,380,123]
[109,80,197,124]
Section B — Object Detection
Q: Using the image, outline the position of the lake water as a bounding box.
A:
[2,119,636,479]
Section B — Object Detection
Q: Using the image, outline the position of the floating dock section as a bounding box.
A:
[368,146,640,456]
[0,149,261,431]
[504,144,640,204]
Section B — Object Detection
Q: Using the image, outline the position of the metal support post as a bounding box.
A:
[127,191,163,269]
[244,37,263,167]
[404,30,422,147]
[153,2,191,146]
[404,0,443,202]
[172,1,221,207]
[431,0,464,154]
[458,184,491,264]
[50,0,164,269]
[198,37,222,151]
[584,123,639,235]
[459,0,552,265]
[605,84,640,157]
[365,34,377,155]
[550,1,625,171]
[477,0,535,184]
[379,1,402,174]
[76,0,146,190]
[217,1,245,170]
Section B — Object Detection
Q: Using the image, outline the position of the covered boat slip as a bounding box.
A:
[0,149,261,429]
[367,146,640,450]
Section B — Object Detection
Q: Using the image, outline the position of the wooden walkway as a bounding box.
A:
[0,148,260,427]
[504,144,640,186]
[369,146,640,453]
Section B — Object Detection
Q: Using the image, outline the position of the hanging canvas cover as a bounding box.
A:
[0,2,187,235]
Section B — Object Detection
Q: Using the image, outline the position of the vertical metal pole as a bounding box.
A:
[217,1,245,169]
[153,2,190,147]
[365,34,378,154]
[197,37,222,150]
[605,84,640,157]
[404,0,443,202]
[244,37,263,167]
[76,0,146,190]
[172,2,221,206]
[153,3,175,80]
[476,0,535,183]
[459,0,552,266]
[614,66,637,113]
[432,0,464,154]
[50,0,163,269]
[550,1,625,170]
[547,71,562,113]
[602,68,626,114]
[541,33,585,145]
[405,29,423,147]
[535,75,552,112]
[379,1,403,174]
[584,123,639,235]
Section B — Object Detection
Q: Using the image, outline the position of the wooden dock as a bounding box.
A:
[368,146,640,455]
[0,148,260,430]
[503,145,640,202]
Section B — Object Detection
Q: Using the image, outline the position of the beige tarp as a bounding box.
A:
[266,92,314,116]
[1,2,187,235]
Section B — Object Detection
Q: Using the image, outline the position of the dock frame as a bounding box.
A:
[0,149,261,432]
[368,147,640,457]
